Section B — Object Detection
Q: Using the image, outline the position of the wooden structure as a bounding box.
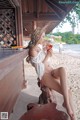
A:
[0,0,78,119]
[22,0,77,36]
[0,0,78,45]
[0,0,23,46]
[0,50,27,115]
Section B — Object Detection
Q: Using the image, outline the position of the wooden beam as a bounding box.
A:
[49,0,67,12]
[15,0,23,46]
[45,0,62,20]
[9,0,20,7]
[36,0,39,18]
[33,21,37,30]
[31,21,37,32]
[23,13,60,21]
[34,0,39,18]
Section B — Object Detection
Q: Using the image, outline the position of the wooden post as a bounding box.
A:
[32,21,37,32]
[16,0,23,46]
[33,21,37,30]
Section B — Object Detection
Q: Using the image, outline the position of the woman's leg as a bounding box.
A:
[51,67,75,120]
[68,89,76,120]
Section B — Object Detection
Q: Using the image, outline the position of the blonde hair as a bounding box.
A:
[28,27,45,48]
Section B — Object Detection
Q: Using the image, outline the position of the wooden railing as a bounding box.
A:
[0,49,28,117]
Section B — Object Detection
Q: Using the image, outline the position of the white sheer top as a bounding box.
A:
[30,44,45,80]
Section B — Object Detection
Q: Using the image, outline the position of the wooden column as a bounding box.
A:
[16,0,23,46]
[32,21,37,32]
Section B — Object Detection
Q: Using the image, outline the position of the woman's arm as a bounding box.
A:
[26,47,37,62]
[42,50,52,64]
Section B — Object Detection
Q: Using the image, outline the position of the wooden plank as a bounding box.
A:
[36,0,39,18]
[0,62,24,115]
[38,0,42,13]
[32,21,37,30]
[0,50,28,69]
[9,0,20,7]
[23,13,60,21]
[49,0,67,12]
[21,0,28,13]
[42,0,48,13]
[45,0,62,19]
[16,5,23,45]
[0,50,27,116]
[28,0,34,13]
[33,0,38,18]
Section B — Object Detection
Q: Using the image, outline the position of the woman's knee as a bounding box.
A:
[59,67,65,71]
[58,67,66,75]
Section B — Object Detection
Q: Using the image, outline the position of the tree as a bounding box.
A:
[73,4,80,19]
[52,32,80,44]
[58,3,80,34]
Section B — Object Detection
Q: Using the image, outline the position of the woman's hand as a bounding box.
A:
[42,49,53,64]
[47,49,53,57]
[37,78,44,89]
[46,44,53,51]
[26,56,30,63]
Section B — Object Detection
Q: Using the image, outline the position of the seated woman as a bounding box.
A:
[26,27,75,120]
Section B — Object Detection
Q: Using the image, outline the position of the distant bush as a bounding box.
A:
[47,32,80,44]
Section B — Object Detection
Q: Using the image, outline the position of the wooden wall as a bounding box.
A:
[0,50,27,117]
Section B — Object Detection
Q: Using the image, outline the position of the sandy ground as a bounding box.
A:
[9,53,80,120]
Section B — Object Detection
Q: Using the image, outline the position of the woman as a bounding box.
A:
[26,28,75,120]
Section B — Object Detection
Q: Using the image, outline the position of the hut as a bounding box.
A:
[0,0,78,119]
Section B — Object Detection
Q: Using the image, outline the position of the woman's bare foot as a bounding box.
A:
[66,105,75,120]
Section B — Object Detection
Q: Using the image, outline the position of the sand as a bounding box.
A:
[50,53,80,120]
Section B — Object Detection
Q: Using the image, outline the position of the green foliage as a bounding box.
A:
[44,36,50,40]
[50,32,80,44]
[56,4,80,34]
[73,4,80,19]
[54,38,62,43]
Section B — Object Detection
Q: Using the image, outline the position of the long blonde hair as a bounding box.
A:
[26,27,45,62]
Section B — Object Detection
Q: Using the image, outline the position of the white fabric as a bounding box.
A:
[31,44,45,80]
[50,90,68,115]
[37,44,43,50]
